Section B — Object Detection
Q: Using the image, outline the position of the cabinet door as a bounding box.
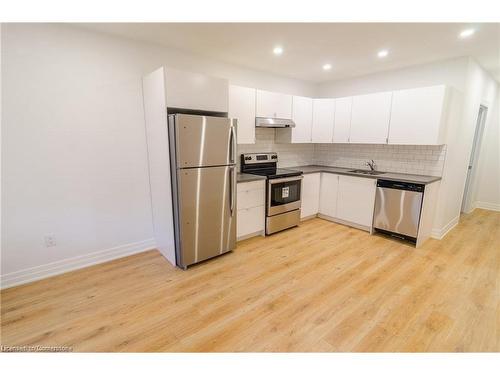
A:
[237,180,265,210]
[350,92,392,144]
[336,175,376,227]
[237,206,265,238]
[292,96,313,143]
[256,89,292,119]
[333,97,352,143]
[229,85,256,144]
[388,85,447,145]
[164,68,228,113]
[312,98,335,143]
[319,173,339,217]
[300,173,321,218]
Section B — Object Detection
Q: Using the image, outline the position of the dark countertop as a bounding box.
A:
[237,173,267,183]
[288,165,441,185]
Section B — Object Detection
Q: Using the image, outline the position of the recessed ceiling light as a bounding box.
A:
[273,46,283,55]
[459,28,475,39]
[322,64,332,71]
[377,49,389,58]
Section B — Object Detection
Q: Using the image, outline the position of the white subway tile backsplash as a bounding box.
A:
[237,128,315,170]
[237,128,446,177]
[313,143,446,176]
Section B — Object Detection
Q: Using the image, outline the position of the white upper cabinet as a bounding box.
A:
[255,89,292,119]
[312,98,335,143]
[301,173,321,218]
[291,96,313,143]
[319,173,339,218]
[164,68,228,113]
[229,85,256,144]
[336,175,376,228]
[388,85,448,145]
[349,92,392,144]
[333,97,352,143]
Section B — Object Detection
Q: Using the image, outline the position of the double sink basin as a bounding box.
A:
[348,169,386,176]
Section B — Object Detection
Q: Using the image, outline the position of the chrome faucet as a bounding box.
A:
[366,159,376,171]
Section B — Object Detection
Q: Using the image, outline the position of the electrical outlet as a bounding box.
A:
[44,235,56,247]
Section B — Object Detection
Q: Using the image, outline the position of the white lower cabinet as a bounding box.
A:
[300,173,321,219]
[319,173,339,218]
[336,175,377,228]
[237,206,265,239]
[237,180,265,240]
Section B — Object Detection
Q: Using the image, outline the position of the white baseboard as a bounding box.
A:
[0,239,156,290]
[431,216,460,240]
[300,213,318,221]
[474,201,500,212]
[317,214,371,233]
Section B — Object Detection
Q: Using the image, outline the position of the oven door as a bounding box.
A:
[267,176,303,216]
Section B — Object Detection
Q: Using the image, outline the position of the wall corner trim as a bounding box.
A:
[431,215,460,240]
[0,239,156,290]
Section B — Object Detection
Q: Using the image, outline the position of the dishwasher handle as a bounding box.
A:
[377,179,425,192]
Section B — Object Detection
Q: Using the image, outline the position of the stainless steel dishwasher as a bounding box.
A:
[373,179,425,244]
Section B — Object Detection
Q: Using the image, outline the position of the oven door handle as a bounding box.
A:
[268,175,303,185]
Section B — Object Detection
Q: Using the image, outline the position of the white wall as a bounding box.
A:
[317,58,469,97]
[318,57,500,236]
[1,23,315,287]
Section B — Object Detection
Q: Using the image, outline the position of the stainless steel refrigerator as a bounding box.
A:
[168,114,237,269]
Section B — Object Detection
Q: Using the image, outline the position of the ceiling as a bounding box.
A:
[79,23,500,83]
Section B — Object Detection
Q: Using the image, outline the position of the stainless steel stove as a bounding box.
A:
[241,153,303,235]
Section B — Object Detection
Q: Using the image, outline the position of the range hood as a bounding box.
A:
[255,117,296,128]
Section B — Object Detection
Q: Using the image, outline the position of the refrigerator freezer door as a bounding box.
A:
[176,165,236,267]
[171,114,236,168]
[373,187,423,238]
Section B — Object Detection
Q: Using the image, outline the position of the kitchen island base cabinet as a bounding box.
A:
[335,175,377,231]
[237,180,265,241]
[300,173,321,219]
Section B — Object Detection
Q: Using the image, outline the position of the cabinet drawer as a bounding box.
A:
[237,180,265,193]
[237,206,265,238]
[237,188,265,210]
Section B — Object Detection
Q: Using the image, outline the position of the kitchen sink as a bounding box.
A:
[348,169,386,175]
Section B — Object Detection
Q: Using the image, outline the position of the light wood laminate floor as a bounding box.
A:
[1,209,499,352]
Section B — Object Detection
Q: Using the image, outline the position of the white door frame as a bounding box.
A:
[461,103,489,213]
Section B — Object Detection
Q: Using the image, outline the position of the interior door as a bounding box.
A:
[462,105,488,212]
[172,114,236,168]
[177,165,236,267]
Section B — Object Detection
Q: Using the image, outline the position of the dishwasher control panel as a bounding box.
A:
[376,179,425,192]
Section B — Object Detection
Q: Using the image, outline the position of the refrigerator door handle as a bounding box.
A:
[229,166,235,217]
[229,125,236,164]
